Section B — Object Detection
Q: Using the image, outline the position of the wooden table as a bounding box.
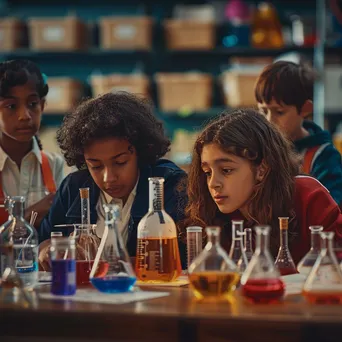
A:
[1,286,342,342]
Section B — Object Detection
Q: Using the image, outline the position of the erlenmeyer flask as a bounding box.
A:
[244,228,254,262]
[229,220,248,273]
[135,177,181,283]
[0,196,39,289]
[297,226,323,276]
[241,225,285,303]
[303,232,342,304]
[73,224,99,286]
[90,204,136,293]
[188,226,239,301]
[274,217,297,276]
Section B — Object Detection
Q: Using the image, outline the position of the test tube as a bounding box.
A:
[79,188,90,226]
[186,226,203,269]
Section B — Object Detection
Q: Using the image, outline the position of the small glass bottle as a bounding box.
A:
[274,217,297,276]
[241,225,285,303]
[51,237,76,296]
[135,177,182,283]
[90,204,136,293]
[188,226,239,301]
[297,226,323,276]
[303,232,342,304]
[0,196,38,289]
[229,220,248,273]
[244,228,254,262]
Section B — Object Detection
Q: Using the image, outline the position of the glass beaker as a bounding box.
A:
[303,232,342,304]
[73,224,99,286]
[51,237,76,296]
[90,204,136,293]
[188,226,239,301]
[229,220,248,273]
[135,177,182,283]
[241,225,285,303]
[186,226,203,269]
[297,225,323,276]
[274,217,297,276]
[244,228,254,262]
[0,196,39,289]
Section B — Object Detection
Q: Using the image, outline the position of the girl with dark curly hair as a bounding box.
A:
[181,109,342,264]
[40,91,187,266]
[0,59,64,227]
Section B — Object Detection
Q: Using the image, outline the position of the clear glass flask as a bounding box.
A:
[0,196,38,289]
[135,177,182,283]
[229,220,248,273]
[297,226,323,276]
[241,225,285,303]
[274,217,297,276]
[90,204,136,293]
[188,226,239,301]
[186,226,203,269]
[244,228,254,262]
[303,232,342,304]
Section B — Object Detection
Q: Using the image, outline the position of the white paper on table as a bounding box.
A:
[39,271,52,282]
[282,274,307,296]
[39,289,170,305]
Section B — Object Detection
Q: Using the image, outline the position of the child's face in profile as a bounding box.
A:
[201,143,259,218]
[257,99,304,141]
[84,137,139,204]
[0,79,44,142]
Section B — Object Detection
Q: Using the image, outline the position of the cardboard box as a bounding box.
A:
[156,73,212,111]
[28,17,87,51]
[164,20,215,50]
[45,78,83,113]
[0,18,26,51]
[100,17,153,50]
[91,74,149,98]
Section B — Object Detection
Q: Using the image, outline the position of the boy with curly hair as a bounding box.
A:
[39,92,187,266]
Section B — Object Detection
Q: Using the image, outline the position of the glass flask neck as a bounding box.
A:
[244,228,253,252]
[148,178,164,212]
[320,232,334,252]
[309,226,323,251]
[206,226,221,247]
[11,196,25,218]
[255,226,270,253]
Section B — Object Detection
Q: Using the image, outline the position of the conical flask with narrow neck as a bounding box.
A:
[90,203,136,293]
[303,232,342,304]
[241,225,285,303]
[297,226,323,275]
[274,217,297,275]
[188,226,239,301]
[229,220,248,273]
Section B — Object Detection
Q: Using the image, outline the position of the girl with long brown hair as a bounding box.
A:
[183,108,342,262]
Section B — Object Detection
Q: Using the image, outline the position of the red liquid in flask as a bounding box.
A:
[76,260,109,286]
[278,267,298,276]
[242,278,285,303]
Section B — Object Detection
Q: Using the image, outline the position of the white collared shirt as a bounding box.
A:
[0,138,65,207]
[95,177,139,245]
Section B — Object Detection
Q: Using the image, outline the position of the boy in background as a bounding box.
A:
[255,61,342,207]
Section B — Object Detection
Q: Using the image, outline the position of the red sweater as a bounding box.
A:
[291,175,342,264]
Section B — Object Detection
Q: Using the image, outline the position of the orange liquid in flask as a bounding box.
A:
[135,237,182,282]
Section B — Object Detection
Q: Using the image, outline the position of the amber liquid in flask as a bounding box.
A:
[135,178,182,283]
[188,226,239,301]
[303,232,342,304]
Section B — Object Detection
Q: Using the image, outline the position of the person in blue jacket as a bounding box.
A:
[39,91,187,266]
[255,61,342,207]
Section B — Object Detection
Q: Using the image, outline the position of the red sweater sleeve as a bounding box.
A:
[292,176,342,263]
[295,176,342,249]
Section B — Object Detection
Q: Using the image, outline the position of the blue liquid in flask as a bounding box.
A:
[91,276,136,293]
